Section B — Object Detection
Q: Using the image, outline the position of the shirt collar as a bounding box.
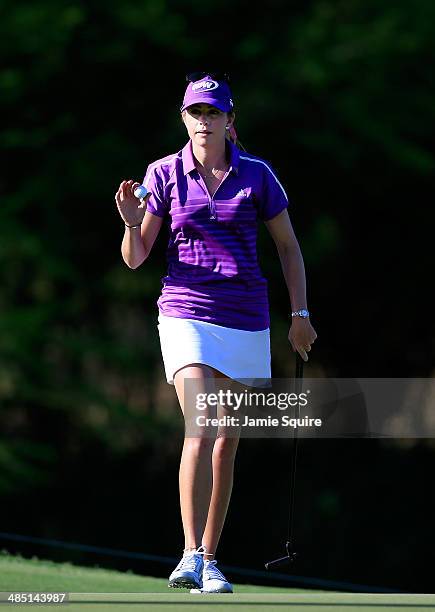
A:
[182,139,240,176]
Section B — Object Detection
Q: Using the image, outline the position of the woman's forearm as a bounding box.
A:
[276,243,308,311]
[121,226,147,269]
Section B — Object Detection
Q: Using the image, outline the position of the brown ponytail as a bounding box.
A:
[226,115,246,151]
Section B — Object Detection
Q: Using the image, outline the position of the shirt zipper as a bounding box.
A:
[198,170,230,221]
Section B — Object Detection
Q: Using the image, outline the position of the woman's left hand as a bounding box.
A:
[288,318,318,362]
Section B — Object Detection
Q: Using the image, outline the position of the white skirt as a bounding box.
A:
[157,313,271,387]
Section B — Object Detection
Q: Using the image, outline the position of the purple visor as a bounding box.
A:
[180,76,234,113]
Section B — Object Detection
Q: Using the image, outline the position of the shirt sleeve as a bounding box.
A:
[258,161,290,221]
[142,162,168,218]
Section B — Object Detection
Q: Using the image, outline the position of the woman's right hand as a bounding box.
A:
[115,179,151,226]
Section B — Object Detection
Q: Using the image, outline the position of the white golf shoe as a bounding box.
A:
[190,559,233,593]
[168,545,206,589]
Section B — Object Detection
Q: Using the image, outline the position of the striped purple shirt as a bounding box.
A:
[143,139,289,331]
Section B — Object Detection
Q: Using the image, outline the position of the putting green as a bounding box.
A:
[5,592,435,612]
[2,553,433,611]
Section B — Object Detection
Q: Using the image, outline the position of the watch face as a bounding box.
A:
[300,309,309,317]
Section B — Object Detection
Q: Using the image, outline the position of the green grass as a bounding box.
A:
[1,552,433,612]
[0,551,299,593]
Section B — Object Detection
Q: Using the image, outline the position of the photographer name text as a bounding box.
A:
[196,415,322,429]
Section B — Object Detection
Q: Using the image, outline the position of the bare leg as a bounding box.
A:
[174,364,217,551]
[201,432,240,560]
[201,372,242,561]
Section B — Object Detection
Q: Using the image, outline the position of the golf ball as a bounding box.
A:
[134,185,148,199]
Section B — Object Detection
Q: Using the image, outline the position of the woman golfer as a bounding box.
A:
[115,72,317,593]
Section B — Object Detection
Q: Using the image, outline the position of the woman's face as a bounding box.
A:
[182,103,233,147]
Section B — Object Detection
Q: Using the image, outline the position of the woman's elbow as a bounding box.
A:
[276,239,299,256]
[130,250,150,269]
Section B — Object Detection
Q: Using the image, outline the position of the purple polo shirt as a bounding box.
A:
[143,140,289,331]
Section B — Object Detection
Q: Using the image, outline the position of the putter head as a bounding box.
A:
[264,541,298,570]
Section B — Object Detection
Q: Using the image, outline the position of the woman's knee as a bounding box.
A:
[212,435,240,463]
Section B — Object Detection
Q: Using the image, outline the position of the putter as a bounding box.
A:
[265,351,304,570]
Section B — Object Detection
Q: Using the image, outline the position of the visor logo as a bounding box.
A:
[192,79,218,92]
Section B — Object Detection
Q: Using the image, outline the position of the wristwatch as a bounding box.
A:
[291,309,310,319]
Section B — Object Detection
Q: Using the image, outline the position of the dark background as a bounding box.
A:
[1,0,434,593]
